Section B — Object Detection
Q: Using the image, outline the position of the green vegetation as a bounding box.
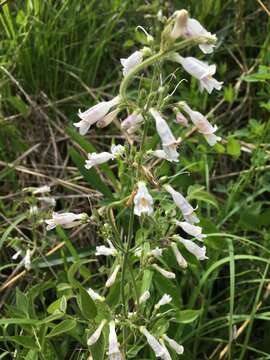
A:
[0,1,270,359]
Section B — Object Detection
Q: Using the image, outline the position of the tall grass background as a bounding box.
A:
[0,0,270,359]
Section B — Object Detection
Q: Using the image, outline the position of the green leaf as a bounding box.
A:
[47,296,67,314]
[7,96,29,117]
[69,148,113,199]
[46,319,76,338]
[153,273,182,308]
[16,287,29,316]
[0,336,38,349]
[227,138,241,158]
[173,309,201,324]
[77,287,97,319]
[25,349,38,360]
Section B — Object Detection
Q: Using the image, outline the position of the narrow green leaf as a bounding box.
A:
[46,319,76,338]
[173,309,201,324]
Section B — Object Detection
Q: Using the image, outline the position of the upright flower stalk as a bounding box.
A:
[43,8,223,358]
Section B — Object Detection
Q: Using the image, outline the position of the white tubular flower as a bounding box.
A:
[164,184,199,224]
[111,144,125,157]
[38,196,56,207]
[140,327,165,358]
[171,243,187,269]
[175,221,206,241]
[74,96,120,135]
[23,249,31,270]
[45,212,85,230]
[32,185,51,194]
[105,265,120,288]
[152,264,176,279]
[96,108,119,128]
[171,10,217,53]
[139,290,150,304]
[171,54,223,94]
[178,238,208,261]
[87,287,105,302]
[180,102,221,146]
[121,50,143,77]
[12,249,22,260]
[163,334,184,355]
[87,319,106,346]
[85,152,114,169]
[121,112,144,134]
[108,321,122,360]
[159,340,172,360]
[150,108,180,163]
[175,111,189,127]
[150,247,163,258]
[134,181,154,216]
[95,241,117,257]
[155,294,172,309]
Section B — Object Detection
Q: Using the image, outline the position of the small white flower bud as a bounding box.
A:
[163,334,184,354]
[154,294,172,309]
[152,264,176,279]
[87,320,106,346]
[139,290,150,304]
[87,287,105,302]
[105,265,120,288]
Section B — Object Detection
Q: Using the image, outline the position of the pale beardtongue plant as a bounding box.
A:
[45,9,222,359]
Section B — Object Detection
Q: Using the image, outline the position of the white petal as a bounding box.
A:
[87,320,106,346]
[152,264,176,279]
[108,321,121,359]
[150,109,178,146]
[171,243,187,269]
[140,327,165,357]
[179,238,208,260]
[85,152,114,169]
[106,265,120,288]
[155,294,172,309]
[121,51,143,77]
[163,334,184,355]
[87,287,105,302]
[134,181,154,216]
[176,221,206,241]
[139,290,150,304]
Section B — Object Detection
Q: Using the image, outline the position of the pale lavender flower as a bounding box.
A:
[134,181,154,216]
[121,112,144,134]
[45,212,86,230]
[121,51,143,77]
[164,184,199,224]
[171,54,223,94]
[175,221,206,241]
[85,152,114,169]
[74,96,120,135]
[180,102,221,146]
[150,108,180,162]
[107,321,122,360]
[140,327,165,358]
[178,237,208,260]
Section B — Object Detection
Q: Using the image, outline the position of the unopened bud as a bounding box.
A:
[171,10,189,39]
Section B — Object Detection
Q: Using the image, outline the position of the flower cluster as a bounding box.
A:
[42,9,222,359]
